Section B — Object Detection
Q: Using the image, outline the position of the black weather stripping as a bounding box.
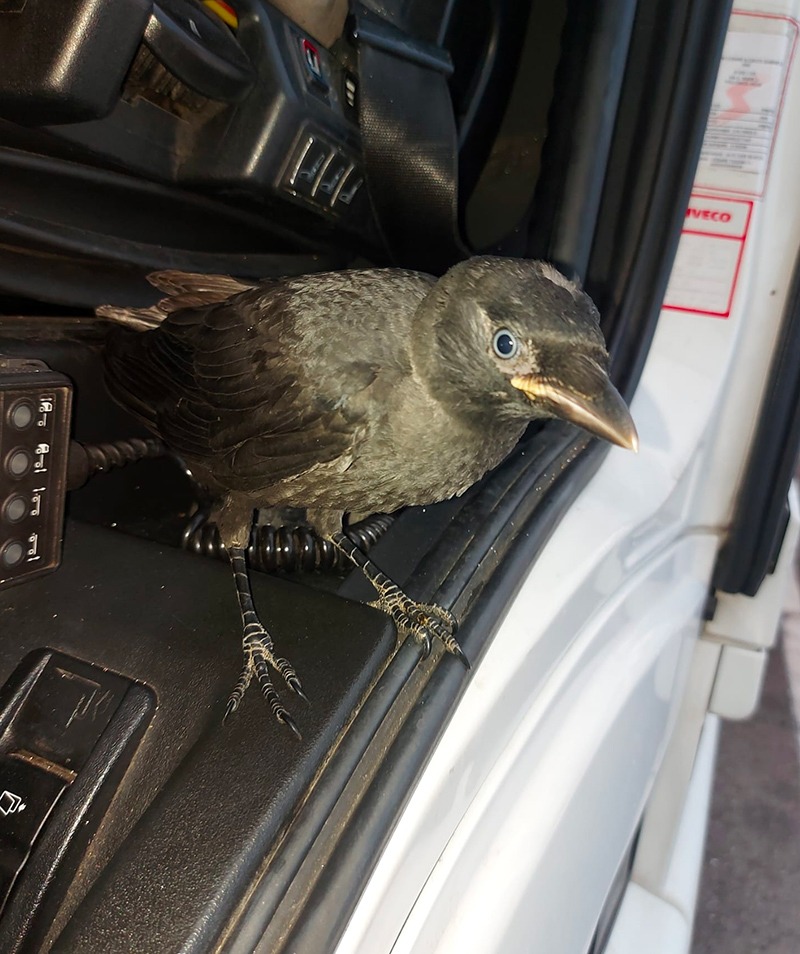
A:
[713,245,800,597]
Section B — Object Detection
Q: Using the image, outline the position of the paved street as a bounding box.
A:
[692,578,800,953]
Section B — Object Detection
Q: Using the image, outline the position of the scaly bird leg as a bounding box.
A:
[330,531,469,668]
[224,544,307,738]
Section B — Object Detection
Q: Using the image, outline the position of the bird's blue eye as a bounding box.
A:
[492,329,518,359]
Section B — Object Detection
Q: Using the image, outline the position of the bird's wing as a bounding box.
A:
[104,281,406,491]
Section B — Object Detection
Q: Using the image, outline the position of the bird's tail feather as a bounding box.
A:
[95,304,166,331]
[146,270,256,300]
[96,270,259,331]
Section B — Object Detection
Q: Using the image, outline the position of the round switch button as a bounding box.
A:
[1,541,25,568]
[6,449,32,478]
[3,495,27,524]
[8,400,34,430]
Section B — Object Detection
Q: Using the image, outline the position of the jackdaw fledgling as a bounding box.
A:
[100,257,637,736]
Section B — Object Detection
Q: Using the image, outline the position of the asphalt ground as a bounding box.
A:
[692,580,800,953]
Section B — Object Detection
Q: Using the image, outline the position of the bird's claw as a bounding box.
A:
[450,641,471,671]
[223,697,238,725]
[224,630,307,736]
[417,629,432,659]
[274,656,309,703]
[277,707,303,741]
[372,595,468,668]
[419,613,470,670]
[286,675,310,704]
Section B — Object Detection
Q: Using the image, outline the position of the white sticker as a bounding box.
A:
[663,194,753,318]
[695,19,797,197]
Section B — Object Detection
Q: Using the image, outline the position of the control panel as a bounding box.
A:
[0,358,72,591]
[276,26,367,223]
[40,0,375,242]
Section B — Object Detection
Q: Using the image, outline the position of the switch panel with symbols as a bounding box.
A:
[0,356,72,591]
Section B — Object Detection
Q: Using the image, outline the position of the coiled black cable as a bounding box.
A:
[83,438,168,476]
[181,510,396,573]
[67,437,168,488]
[69,436,396,572]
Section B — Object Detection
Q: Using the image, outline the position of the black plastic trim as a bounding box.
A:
[2,518,395,954]
[713,244,800,596]
[587,0,733,400]
[0,147,347,308]
[351,9,455,75]
[1,679,155,954]
[219,424,603,954]
[528,0,638,283]
[446,0,533,205]
[144,0,256,102]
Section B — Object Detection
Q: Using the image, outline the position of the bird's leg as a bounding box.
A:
[220,504,307,738]
[330,531,469,668]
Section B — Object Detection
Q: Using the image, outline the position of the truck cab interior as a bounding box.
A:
[0,0,759,951]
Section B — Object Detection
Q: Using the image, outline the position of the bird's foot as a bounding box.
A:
[369,589,469,668]
[224,625,307,739]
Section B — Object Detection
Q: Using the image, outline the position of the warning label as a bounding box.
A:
[695,16,797,196]
[663,195,753,318]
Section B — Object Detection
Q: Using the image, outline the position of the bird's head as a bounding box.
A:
[411,257,638,451]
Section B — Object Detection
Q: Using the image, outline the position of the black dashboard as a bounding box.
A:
[0,0,408,310]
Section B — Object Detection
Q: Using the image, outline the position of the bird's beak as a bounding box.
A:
[510,373,639,452]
